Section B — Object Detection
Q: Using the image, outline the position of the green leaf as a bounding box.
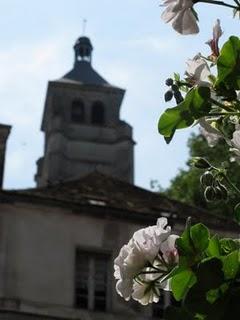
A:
[160,265,186,283]
[190,223,210,252]
[174,72,180,82]
[171,269,197,301]
[206,235,221,258]
[206,288,220,304]
[220,238,239,255]
[158,87,211,143]
[184,259,225,318]
[216,36,240,89]
[158,104,194,143]
[222,250,240,280]
[176,224,195,257]
[196,258,224,291]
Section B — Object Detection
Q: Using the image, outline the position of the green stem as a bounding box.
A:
[196,0,239,10]
[209,98,235,112]
[208,112,240,116]
[221,173,240,197]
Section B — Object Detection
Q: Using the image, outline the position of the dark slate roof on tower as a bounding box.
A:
[62,60,109,85]
[60,36,111,86]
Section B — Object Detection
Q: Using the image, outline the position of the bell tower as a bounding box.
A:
[35,36,135,187]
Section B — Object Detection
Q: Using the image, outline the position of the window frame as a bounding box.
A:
[91,101,105,125]
[74,248,112,312]
[71,99,85,124]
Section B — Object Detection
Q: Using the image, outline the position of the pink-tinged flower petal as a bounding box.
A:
[161,5,177,23]
[213,19,223,41]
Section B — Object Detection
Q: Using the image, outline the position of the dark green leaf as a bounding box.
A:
[176,226,195,257]
[158,104,194,143]
[165,306,194,320]
[190,223,210,252]
[206,288,220,304]
[220,238,239,255]
[171,269,197,301]
[206,235,221,258]
[158,87,211,143]
[216,36,240,90]
[196,258,224,291]
[222,250,240,279]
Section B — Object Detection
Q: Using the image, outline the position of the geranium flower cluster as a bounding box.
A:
[114,218,179,305]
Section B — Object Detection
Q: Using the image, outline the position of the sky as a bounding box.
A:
[0,0,239,191]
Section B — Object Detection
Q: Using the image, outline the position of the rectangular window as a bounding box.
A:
[75,250,110,312]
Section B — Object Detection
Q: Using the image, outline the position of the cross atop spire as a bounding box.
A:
[82,19,87,36]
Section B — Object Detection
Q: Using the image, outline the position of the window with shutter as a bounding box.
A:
[75,250,110,312]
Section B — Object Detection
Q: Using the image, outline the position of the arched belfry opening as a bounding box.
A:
[91,101,105,125]
[74,37,93,64]
[71,100,85,123]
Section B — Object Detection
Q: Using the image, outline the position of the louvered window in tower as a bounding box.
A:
[91,101,105,125]
[75,250,110,311]
[71,100,85,123]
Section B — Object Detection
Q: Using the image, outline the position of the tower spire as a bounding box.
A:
[73,34,93,64]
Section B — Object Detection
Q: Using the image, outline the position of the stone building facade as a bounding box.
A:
[0,36,238,320]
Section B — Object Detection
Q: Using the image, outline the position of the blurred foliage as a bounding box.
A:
[163,133,240,217]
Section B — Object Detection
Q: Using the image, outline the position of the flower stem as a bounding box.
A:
[209,98,235,112]
[196,0,239,10]
[221,173,240,197]
[208,112,240,116]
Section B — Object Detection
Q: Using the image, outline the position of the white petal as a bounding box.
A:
[172,10,199,35]
[116,279,132,300]
[213,19,223,41]
[232,130,240,149]
[161,5,177,23]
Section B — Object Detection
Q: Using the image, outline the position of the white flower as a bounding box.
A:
[114,218,179,302]
[185,54,211,87]
[159,234,179,267]
[198,118,222,147]
[132,275,161,305]
[161,0,199,35]
[132,234,179,305]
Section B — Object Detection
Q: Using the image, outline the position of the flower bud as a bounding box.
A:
[171,84,179,92]
[217,182,228,200]
[200,171,214,187]
[204,186,216,202]
[215,186,224,200]
[191,157,211,169]
[164,90,173,102]
[165,78,173,86]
